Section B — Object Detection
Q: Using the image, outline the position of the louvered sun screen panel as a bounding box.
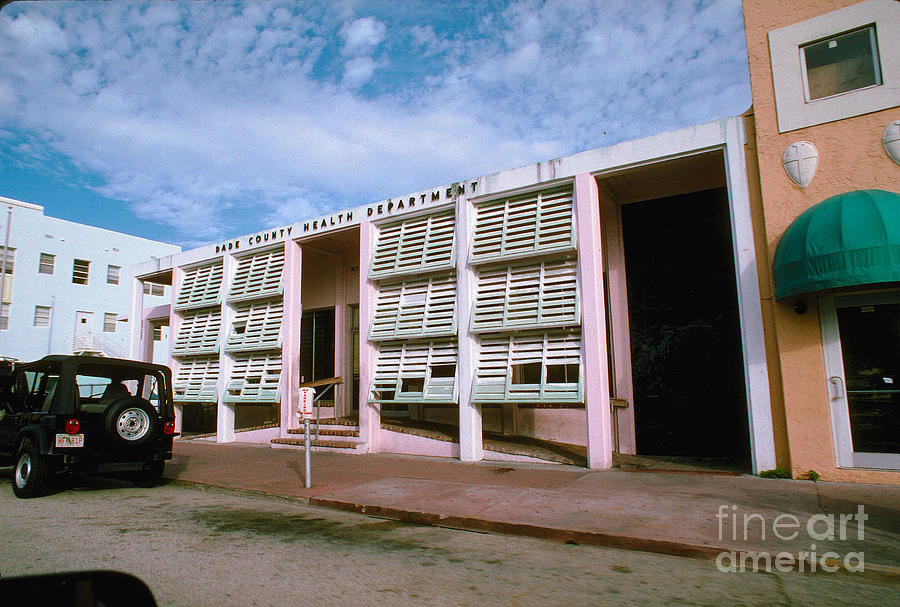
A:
[226,300,283,352]
[172,309,222,356]
[225,352,282,403]
[173,357,220,402]
[370,274,457,340]
[370,340,458,403]
[471,186,575,263]
[175,261,224,310]
[369,209,455,279]
[228,246,285,303]
[473,332,582,403]
[472,259,579,332]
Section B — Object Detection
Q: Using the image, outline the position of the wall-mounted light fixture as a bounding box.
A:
[883,121,900,167]
[783,142,818,188]
[793,299,808,315]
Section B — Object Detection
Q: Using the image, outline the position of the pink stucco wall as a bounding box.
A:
[743,0,900,483]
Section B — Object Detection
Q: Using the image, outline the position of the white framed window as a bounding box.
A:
[801,26,881,102]
[175,261,223,310]
[370,340,458,403]
[768,0,900,132]
[34,305,51,327]
[473,331,583,403]
[0,303,10,330]
[172,309,222,355]
[226,300,283,352]
[370,274,457,340]
[143,282,166,296]
[38,253,55,275]
[107,264,121,285]
[173,357,220,402]
[471,185,576,264]
[72,259,90,285]
[0,246,14,274]
[225,352,282,403]
[370,209,456,279]
[472,259,579,332]
[227,246,285,303]
[103,312,117,333]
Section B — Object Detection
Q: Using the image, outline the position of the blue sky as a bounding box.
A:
[0,1,751,247]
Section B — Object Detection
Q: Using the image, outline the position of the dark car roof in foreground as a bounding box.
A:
[14,355,171,374]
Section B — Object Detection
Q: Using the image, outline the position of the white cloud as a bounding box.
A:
[342,56,378,88]
[0,0,751,245]
[339,16,386,56]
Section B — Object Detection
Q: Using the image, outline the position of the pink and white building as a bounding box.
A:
[128,115,776,473]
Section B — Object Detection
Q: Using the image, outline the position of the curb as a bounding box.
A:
[307,496,726,560]
[167,478,724,560]
[166,478,900,584]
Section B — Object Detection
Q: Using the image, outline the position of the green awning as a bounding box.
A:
[773,189,900,301]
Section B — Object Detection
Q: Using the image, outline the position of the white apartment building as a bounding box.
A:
[0,196,181,362]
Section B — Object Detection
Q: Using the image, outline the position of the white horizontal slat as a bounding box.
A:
[370,210,456,279]
[172,309,222,356]
[225,352,282,403]
[470,186,575,264]
[473,331,582,403]
[370,274,457,340]
[173,357,220,402]
[370,340,458,403]
[472,259,579,332]
[226,300,283,352]
[228,246,285,303]
[175,262,224,310]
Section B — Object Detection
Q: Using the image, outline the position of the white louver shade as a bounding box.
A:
[472,259,579,332]
[225,352,282,402]
[370,340,457,403]
[173,357,220,402]
[473,332,582,403]
[172,309,222,356]
[226,300,283,352]
[370,274,457,340]
[175,262,224,310]
[369,210,455,279]
[228,246,285,303]
[471,186,575,263]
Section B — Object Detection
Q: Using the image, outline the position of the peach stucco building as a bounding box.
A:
[127,0,898,484]
[743,0,899,484]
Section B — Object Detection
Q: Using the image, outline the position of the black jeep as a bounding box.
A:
[0,355,177,498]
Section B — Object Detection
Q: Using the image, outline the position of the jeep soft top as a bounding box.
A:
[1,355,177,498]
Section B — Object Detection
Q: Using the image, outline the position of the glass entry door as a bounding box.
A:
[821,292,900,469]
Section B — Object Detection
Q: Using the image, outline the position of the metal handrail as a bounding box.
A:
[300,376,342,439]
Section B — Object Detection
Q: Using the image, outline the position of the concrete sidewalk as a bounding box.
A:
[167,441,900,579]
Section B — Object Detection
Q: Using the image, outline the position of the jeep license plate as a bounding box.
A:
[55,433,84,448]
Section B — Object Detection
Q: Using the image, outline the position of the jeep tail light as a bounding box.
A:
[66,418,80,434]
[164,421,176,435]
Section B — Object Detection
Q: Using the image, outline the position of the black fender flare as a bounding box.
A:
[16,425,52,454]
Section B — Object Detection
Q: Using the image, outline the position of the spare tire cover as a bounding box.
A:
[104,398,159,447]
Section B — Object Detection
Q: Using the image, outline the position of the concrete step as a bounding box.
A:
[311,417,359,427]
[287,427,360,437]
[270,437,366,452]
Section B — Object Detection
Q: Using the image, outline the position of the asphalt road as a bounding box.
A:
[0,474,897,606]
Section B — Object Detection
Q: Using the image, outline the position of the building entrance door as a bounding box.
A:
[821,292,900,470]
[620,188,750,459]
[73,311,94,352]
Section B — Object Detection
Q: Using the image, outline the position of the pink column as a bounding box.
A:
[280,239,302,436]
[357,219,379,451]
[169,266,184,435]
[574,173,613,469]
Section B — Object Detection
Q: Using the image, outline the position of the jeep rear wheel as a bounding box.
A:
[105,398,159,448]
[13,438,50,499]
